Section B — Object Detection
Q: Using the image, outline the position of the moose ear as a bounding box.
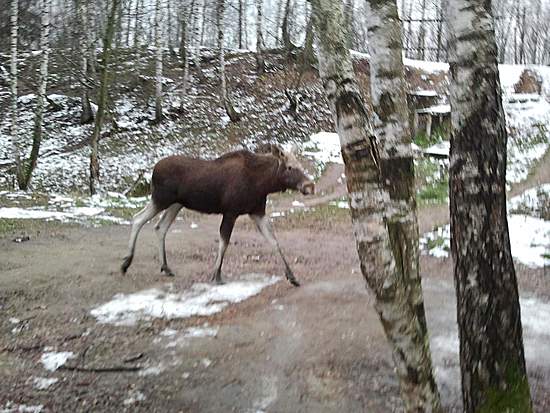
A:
[270,144,285,159]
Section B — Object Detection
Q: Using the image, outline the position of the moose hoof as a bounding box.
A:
[161,267,175,277]
[285,270,300,287]
[121,256,133,274]
[210,272,225,285]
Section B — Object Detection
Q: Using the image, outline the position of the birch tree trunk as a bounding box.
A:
[310,1,442,410]
[281,0,293,52]
[364,1,442,410]
[216,0,241,122]
[133,0,140,49]
[19,0,51,190]
[238,0,244,49]
[445,1,532,411]
[255,0,265,74]
[10,0,21,187]
[154,0,164,123]
[89,0,119,195]
[181,0,195,98]
[77,0,94,124]
[191,0,203,79]
[417,0,427,59]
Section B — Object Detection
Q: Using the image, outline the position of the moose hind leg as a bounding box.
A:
[121,201,162,274]
[211,214,237,284]
[154,203,183,276]
[250,214,300,287]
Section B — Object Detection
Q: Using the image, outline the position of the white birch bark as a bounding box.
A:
[217,0,240,122]
[77,0,94,124]
[20,0,51,190]
[10,0,20,182]
[154,0,164,122]
[310,0,442,411]
[191,0,202,78]
[365,1,442,410]
[255,0,265,74]
[445,1,532,411]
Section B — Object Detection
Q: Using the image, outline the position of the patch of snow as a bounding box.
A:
[139,363,165,376]
[417,104,450,114]
[270,211,285,218]
[91,275,280,326]
[190,222,198,229]
[410,89,438,97]
[403,58,449,73]
[200,358,212,368]
[304,132,343,164]
[184,326,218,338]
[424,141,450,157]
[40,351,74,371]
[0,403,43,413]
[123,390,146,406]
[33,377,58,390]
[508,184,550,212]
[8,318,20,324]
[291,200,305,207]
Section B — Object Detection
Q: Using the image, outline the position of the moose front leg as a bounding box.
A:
[250,214,300,287]
[211,214,237,284]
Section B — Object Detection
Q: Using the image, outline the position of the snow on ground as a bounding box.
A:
[123,390,146,406]
[0,191,146,225]
[421,185,550,267]
[32,377,59,390]
[0,402,44,413]
[91,275,281,326]
[40,351,75,371]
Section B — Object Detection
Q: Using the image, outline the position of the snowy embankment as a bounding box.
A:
[421,184,550,268]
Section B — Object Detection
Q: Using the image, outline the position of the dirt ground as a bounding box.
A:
[1,158,550,412]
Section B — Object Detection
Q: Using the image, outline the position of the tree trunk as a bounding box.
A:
[445,1,532,411]
[238,0,244,49]
[11,0,22,187]
[417,0,427,59]
[255,0,265,74]
[181,1,193,96]
[300,12,315,72]
[364,0,442,410]
[217,0,241,122]
[343,0,354,48]
[154,0,163,123]
[191,0,202,79]
[89,0,119,195]
[76,0,94,124]
[281,0,293,52]
[19,0,51,190]
[311,0,442,410]
[133,0,140,49]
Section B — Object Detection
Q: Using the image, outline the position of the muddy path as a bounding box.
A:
[1,157,550,412]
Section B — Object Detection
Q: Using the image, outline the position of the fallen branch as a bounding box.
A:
[59,364,142,373]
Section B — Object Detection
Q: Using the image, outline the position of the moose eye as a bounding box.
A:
[287,166,292,171]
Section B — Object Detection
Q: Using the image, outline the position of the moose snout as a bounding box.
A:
[300,181,315,195]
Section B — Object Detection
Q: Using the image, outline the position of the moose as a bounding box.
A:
[121,144,315,286]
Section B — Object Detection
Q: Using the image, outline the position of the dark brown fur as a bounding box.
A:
[121,146,314,286]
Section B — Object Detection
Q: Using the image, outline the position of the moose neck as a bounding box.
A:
[253,154,286,196]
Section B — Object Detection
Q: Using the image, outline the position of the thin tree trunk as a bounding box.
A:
[11,0,22,187]
[167,0,173,52]
[154,0,163,123]
[133,0,140,49]
[20,0,51,190]
[77,0,94,124]
[405,0,414,58]
[238,0,243,49]
[255,0,265,74]
[343,0,354,48]
[311,0,442,410]
[191,0,202,79]
[417,0,427,59]
[281,0,292,51]
[181,1,194,96]
[200,0,207,45]
[89,0,119,195]
[217,0,241,122]
[87,1,97,77]
[445,1,532,411]
[125,0,132,46]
